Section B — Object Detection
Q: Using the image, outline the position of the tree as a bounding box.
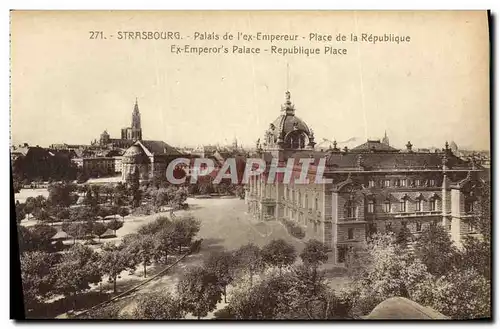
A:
[99,243,132,293]
[47,182,77,208]
[56,208,70,222]
[471,182,491,240]
[170,216,201,252]
[20,251,60,310]
[118,207,129,221]
[62,221,85,244]
[300,239,329,269]
[124,234,155,277]
[460,235,490,280]
[15,203,25,223]
[31,224,57,251]
[138,216,170,235]
[82,220,95,243]
[53,244,102,310]
[395,225,413,248]
[33,208,52,225]
[413,224,460,277]
[414,267,491,319]
[346,233,433,316]
[223,272,296,319]
[177,266,223,319]
[132,291,186,319]
[18,226,36,253]
[152,226,175,264]
[107,219,124,236]
[93,222,107,242]
[97,207,109,222]
[261,239,297,275]
[83,187,98,209]
[204,250,236,303]
[24,197,36,219]
[234,243,264,286]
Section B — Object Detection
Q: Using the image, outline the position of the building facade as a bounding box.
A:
[245,91,487,265]
[121,140,183,183]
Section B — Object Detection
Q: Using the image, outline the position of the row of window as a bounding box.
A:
[350,198,440,215]
[347,220,476,242]
[368,178,437,188]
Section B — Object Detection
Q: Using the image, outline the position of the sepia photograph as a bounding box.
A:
[9,10,491,320]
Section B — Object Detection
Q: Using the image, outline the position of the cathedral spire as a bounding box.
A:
[382,130,390,146]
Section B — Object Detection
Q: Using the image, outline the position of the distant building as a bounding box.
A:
[381,131,390,146]
[246,90,487,266]
[98,99,143,149]
[121,140,183,183]
[72,157,116,177]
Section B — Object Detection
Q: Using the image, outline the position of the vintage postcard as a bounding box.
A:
[10,10,491,320]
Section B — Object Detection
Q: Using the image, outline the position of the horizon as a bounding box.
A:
[11,11,490,151]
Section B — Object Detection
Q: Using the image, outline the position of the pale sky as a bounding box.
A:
[11,11,490,150]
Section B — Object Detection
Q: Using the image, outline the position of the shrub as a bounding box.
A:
[280,218,305,239]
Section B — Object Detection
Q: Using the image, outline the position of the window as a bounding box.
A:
[402,221,407,229]
[416,221,422,232]
[315,196,319,210]
[347,201,356,218]
[400,200,407,212]
[468,222,475,232]
[384,180,391,187]
[399,179,407,187]
[416,200,424,212]
[367,200,375,213]
[348,228,354,240]
[298,192,302,207]
[305,194,309,209]
[415,179,421,186]
[384,201,391,213]
[429,179,436,186]
[465,200,474,213]
[368,180,375,188]
[430,199,438,211]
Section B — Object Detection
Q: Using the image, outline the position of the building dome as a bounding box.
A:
[271,113,311,138]
[262,91,315,150]
[122,144,149,164]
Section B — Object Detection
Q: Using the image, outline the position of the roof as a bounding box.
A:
[138,140,182,156]
[363,297,449,320]
[271,114,311,138]
[351,140,400,153]
[122,144,150,164]
[325,151,470,170]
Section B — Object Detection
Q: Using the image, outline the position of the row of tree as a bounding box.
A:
[85,238,339,320]
[20,214,202,315]
[345,223,491,319]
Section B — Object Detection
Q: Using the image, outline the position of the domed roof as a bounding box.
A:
[122,144,149,164]
[271,114,311,138]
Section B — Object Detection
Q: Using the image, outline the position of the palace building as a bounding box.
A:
[245,91,488,265]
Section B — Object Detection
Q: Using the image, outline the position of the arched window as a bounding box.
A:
[346,200,356,218]
[416,199,424,212]
[384,200,391,213]
[367,200,375,213]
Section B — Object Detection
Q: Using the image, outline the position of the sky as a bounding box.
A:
[10,11,490,150]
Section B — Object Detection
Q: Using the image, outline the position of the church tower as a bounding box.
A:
[130,98,142,141]
[382,130,390,146]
